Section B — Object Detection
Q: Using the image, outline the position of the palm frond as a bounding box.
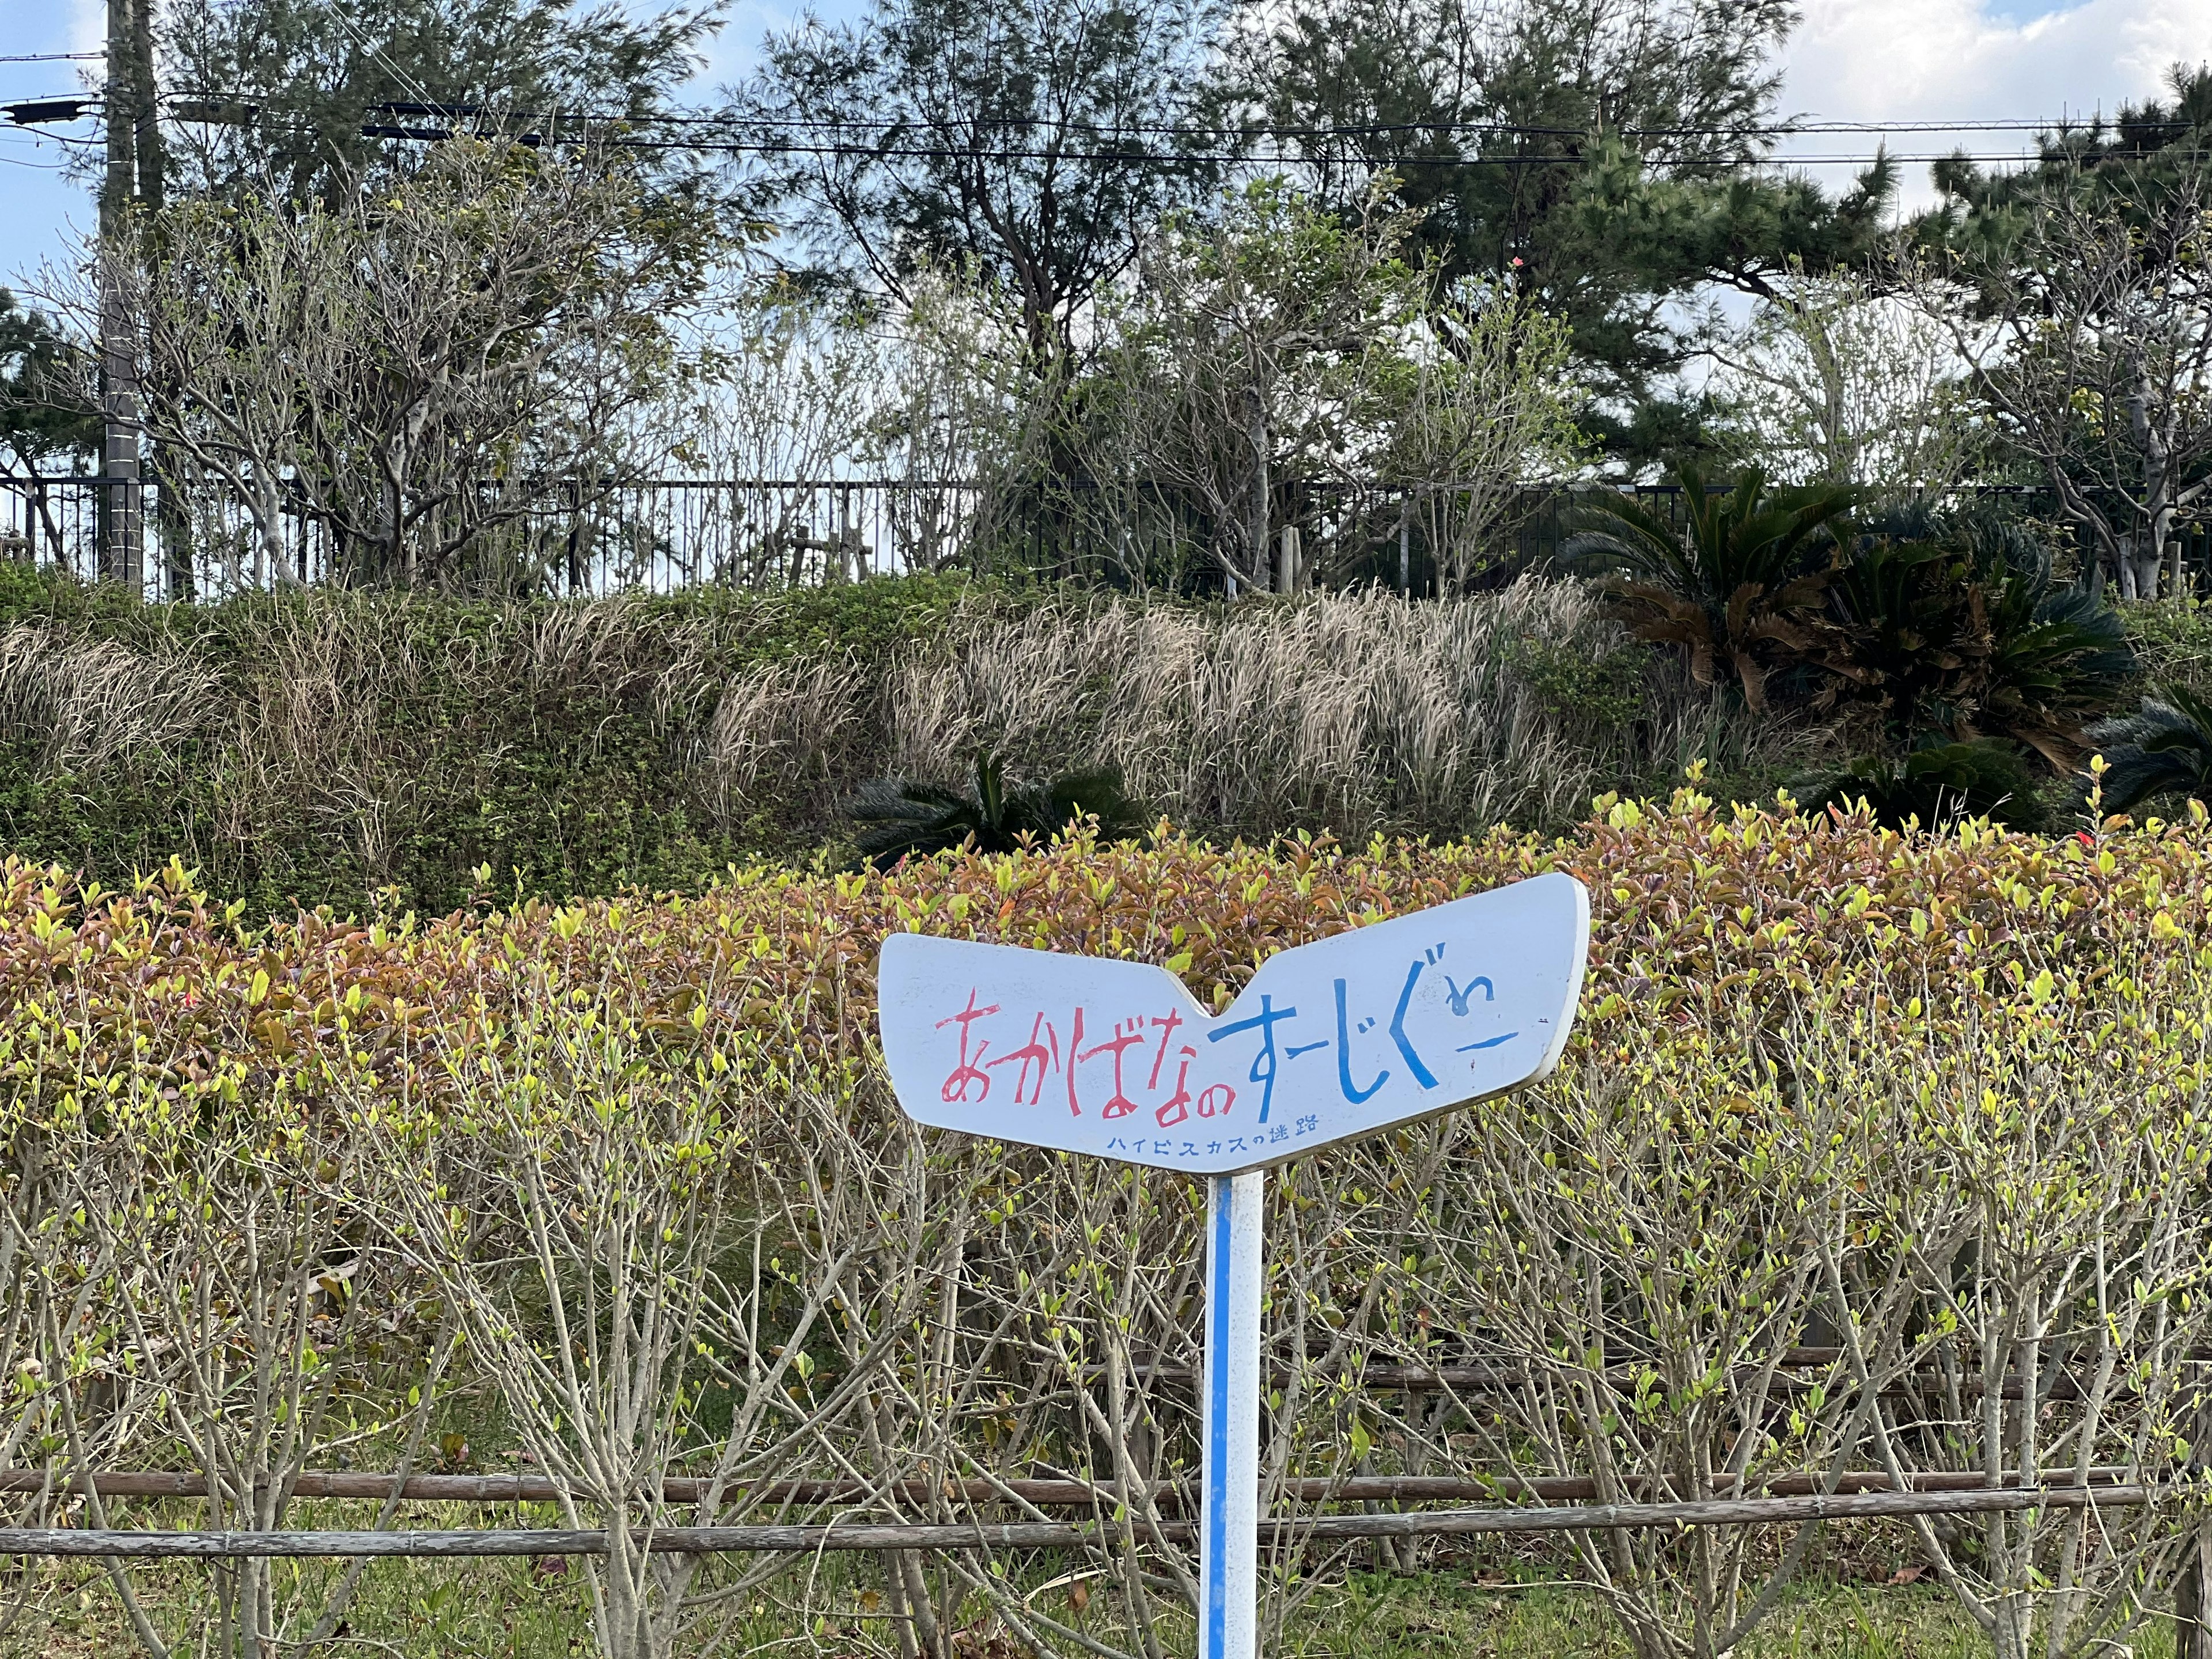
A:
[846,752,1146,867]
[2082,694,2212,814]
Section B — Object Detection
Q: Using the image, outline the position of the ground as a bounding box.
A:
[8,1543,2165,1658]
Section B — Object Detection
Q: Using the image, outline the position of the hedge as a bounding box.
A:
[6,777,2203,1081]
[0,567,999,919]
[9,787,2212,1659]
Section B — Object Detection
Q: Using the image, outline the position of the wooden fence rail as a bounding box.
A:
[0,1484,2171,1558]
[0,1468,2144,1508]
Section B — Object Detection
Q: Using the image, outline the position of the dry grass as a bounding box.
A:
[882,582,1787,838]
[0,580,1811,900]
[206,593,726,882]
[698,647,877,823]
[0,625,218,777]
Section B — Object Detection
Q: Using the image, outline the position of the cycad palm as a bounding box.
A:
[2082,690,2212,813]
[847,750,1142,866]
[1567,465,1861,711]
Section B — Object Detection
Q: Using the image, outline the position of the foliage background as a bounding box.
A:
[0,568,1820,916]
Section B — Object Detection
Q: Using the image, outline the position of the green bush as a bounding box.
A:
[2123,596,2212,700]
[0,570,993,915]
[13,794,2212,1659]
[2081,688,2212,815]
[0,575,1811,914]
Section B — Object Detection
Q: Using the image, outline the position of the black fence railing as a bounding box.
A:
[2,472,2203,600]
[1,475,993,598]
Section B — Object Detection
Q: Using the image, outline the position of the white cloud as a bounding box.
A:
[1775,0,2212,208]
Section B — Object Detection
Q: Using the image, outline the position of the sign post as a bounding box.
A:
[878,871,1591,1659]
[1202,1169,1263,1659]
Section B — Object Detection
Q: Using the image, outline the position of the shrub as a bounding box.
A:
[1567,465,1860,712]
[1809,533,1993,729]
[12,794,2212,1658]
[2,573,1802,915]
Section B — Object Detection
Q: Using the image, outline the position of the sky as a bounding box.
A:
[2,0,2210,290]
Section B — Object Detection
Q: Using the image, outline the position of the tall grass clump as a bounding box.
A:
[0,573,1808,913]
[874,582,1775,839]
[0,576,979,912]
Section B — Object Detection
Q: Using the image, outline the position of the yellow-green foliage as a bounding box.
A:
[3,780,2207,1098]
[9,789,2212,1659]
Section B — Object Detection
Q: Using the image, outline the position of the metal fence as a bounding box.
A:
[0,475,1005,599]
[3,471,2205,600]
[0,472,1586,598]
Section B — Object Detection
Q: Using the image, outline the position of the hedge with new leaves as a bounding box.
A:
[4,778,2208,1114]
[11,787,2212,1659]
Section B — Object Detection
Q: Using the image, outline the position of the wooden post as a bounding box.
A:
[2180,1364,2212,1659]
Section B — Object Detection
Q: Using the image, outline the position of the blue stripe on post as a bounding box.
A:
[1205,1178,1231,1659]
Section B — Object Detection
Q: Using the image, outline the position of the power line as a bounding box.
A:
[11,84,2202,172]
[0,51,104,63]
[134,116,2165,169]
[516,137,2121,167]
[143,89,2203,145]
[135,103,2206,170]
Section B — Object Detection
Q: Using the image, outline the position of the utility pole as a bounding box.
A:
[98,0,145,590]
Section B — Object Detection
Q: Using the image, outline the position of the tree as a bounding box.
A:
[1703,266,1982,498]
[1897,164,2212,601]
[858,268,1075,570]
[1080,181,1429,592]
[1377,282,1582,590]
[1244,0,1899,465]
[0,292,97,478]
[668,283,887,582]
[1916,64,2212,257]
[741,0,1232,365]
[44,139,725,592]
[159,0,728,209]
[0,292,100,567]
[1080,181,1580,593]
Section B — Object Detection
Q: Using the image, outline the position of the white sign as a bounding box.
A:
[876,870,1590,1659]
[878,871,1590,1175]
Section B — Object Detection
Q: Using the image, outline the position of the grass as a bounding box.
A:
[1300,1569,1998,1659]
[5,1531,2175,1658]
[0,573,1804,918]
